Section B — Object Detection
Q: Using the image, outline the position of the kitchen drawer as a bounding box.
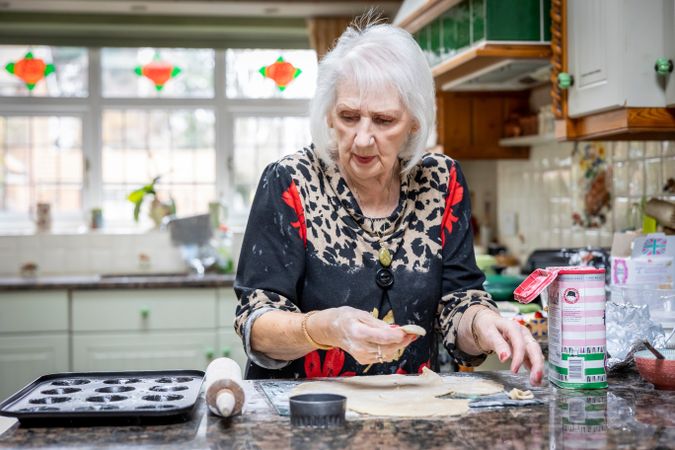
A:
[72,331,217,371]
[72,289,216,332]
[0,333,69,401]
[0,291,68,333]
[217,330,247,371]
[217,288,238,329]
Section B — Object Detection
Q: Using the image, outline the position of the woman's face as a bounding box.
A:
[329,80,417,184]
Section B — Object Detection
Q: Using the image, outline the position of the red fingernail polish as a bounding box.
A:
[389,325,399,328]
[500,352,508,361]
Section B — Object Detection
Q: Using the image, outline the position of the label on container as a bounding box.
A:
[548,272,608,389]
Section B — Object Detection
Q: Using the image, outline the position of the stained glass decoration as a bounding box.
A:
[5,51,55,90]
[259,57,301,91]
[134,53,181,91]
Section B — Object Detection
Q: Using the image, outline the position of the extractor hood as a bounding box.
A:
[440,58,551,92]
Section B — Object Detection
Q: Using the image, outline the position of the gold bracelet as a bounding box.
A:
[470,308,494,355]
[301,311,333,351]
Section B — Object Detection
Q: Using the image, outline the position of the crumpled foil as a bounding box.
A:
[606,301,666,373]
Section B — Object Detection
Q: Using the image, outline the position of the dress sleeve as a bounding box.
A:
[233,161,306,369]
[435,160,498,367]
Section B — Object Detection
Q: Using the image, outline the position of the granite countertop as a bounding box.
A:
[0,273,236,291]
[1,370,673,449]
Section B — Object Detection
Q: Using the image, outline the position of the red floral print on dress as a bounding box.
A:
[304,348,356,378]
[440,164,464,248]
[417,359,431,373]
[281,180,307,246]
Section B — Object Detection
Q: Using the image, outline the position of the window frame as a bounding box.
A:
[0,47,312,233]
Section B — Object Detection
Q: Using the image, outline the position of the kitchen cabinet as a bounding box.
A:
[396,0,552,91]
[72,331,216,371]
[552,0,675,139]
[71,288,219,371]
[0,291,69,400]
[436,91,530,159]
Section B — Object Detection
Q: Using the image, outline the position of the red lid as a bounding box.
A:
[513,268,559,304]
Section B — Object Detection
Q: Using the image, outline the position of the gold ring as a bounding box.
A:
[376,345,383,363]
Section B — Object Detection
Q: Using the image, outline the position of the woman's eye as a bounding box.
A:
[340,114,358,122]
[374,117,393,125]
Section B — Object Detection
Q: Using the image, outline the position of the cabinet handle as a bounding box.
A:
[140,307,150,319]
[221,347,231,358]
[205,348,215,360]
[655,57,674,75]
[557,72,574,89]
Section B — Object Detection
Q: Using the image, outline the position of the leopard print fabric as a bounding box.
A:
[234,146,496,378]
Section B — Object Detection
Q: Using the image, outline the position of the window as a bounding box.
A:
[0,45,317,232]
[101,48,214,98]
[101,109,216,226]
[0,115,83,225]
[232,116,311,209]
[226,49,317,99]
[0,46,88,97]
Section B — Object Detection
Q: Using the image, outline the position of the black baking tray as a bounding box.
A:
[0,370,205,427]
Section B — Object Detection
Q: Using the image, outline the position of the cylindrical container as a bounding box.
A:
[515,266,607,389]
[545,267,607,389]
[35,202,51,232]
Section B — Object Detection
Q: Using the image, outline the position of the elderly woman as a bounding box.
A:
[234,20,544,385]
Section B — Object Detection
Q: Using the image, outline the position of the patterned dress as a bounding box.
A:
[234,146,497,379]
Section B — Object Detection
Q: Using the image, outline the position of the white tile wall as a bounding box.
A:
[0,231,185,276]
[495,140,675,262]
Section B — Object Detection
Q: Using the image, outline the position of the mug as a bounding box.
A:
[35,202,51,232]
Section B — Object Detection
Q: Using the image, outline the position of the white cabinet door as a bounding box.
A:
[72,331,217,372]
[567,0,671,116]
[0,334,68,401]
[567,0,624,117]
[665,0,675,107]
[0,291,68,333]
[217,330,247,371]
[72,289,216,332]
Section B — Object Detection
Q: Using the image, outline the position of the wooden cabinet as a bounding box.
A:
[0,291,69,400]
[552,0,675,139]
[437,91,530,159]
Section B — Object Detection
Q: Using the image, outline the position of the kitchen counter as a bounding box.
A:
[0,273,235,291]
[1,370,673,449]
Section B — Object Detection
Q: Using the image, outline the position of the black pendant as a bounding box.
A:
[376,268,394,290]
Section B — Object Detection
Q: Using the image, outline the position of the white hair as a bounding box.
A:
[309,19,436,175]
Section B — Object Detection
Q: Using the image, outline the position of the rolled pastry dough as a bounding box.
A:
[400,324,426,336]
[291,367,504,417]
[508,388,534,400]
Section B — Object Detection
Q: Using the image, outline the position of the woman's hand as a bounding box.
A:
[310,306,417,365]
[470,307,545,386]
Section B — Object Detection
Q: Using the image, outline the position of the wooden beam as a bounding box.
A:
[556,108,675,140]
[396,0,462,34]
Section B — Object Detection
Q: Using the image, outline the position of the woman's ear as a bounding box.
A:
[411,120,420,133]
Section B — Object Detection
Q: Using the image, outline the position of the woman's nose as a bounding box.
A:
[353,120,374,147]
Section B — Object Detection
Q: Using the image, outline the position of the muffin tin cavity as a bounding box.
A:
[103,378,142,385]
[41,388,81,395]
[155,377,193,384]
[96,386,135,394]
[29,397,70,405]
[52,379,89,386]
[0,370,205,425]
[149,385,189,392]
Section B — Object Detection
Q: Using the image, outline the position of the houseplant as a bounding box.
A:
[127,176,176,227]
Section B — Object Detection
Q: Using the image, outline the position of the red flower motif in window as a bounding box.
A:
[134,54,181,91]
[259,57,301,91]
[5,52,54,90]
[281,181,307,246]
[440,165,464,248]
[304,348,356,378]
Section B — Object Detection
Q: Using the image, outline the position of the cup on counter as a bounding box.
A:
[34,202,52,233]
[90,208,103,230]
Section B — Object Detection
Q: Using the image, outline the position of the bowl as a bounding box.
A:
[635,349,675,390]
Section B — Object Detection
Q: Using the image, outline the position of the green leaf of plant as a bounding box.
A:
[133,200,142,222]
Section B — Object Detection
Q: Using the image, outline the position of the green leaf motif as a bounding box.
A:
[5,62,15,74]
[44,64,55,76]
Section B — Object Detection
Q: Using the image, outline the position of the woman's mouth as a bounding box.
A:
[353,154,376,165]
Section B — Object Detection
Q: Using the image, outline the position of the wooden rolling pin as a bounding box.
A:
[204,358,246,417]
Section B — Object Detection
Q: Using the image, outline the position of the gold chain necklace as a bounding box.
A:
[351,184,394,269]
